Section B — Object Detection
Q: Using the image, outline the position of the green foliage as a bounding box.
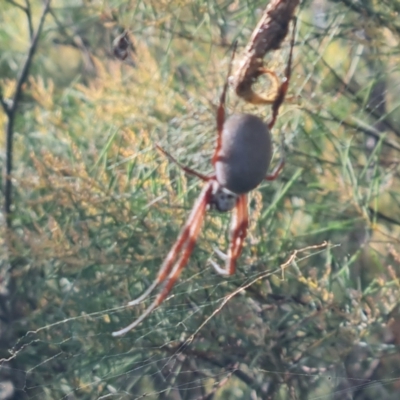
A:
[1,0,400,399]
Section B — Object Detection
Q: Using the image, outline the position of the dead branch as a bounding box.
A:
[230,0,299,104]
[1,0,51,229]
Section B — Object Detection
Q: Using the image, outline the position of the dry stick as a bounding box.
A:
[307,41,400,139]
[5,0,34,41]
[24,0,34,40]
[1,0,51,229]
[230,0,299,103]
[195,363,238,400]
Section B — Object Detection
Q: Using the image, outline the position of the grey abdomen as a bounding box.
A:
[215,114,272,194]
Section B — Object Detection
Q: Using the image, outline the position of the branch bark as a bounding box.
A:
[1,0,51,229]
[230,0,299,104]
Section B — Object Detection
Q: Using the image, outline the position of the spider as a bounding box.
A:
[112,22,295,337]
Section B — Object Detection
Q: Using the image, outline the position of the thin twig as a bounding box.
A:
[48,8,96,73]
[0,87,11,116]
[5,0,26,11]
[306,41,400,138]
[196,364,237,400]
[24,0,34,40]
[5,0,34,39]
[3,0,51,229]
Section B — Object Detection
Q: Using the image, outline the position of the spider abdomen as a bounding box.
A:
[215,113,272,194]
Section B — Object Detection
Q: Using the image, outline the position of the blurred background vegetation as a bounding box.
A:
[1,0,400,399]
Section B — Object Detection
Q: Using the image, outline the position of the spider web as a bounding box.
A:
[3,237,400,400]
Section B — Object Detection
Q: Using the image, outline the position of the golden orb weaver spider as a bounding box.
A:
[112,20,296,336]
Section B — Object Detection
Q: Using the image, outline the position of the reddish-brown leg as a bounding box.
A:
[212,43,237,166]
[230,194,248,265]
[265,125,286,181]
[156,144,210,181]
[265,157,285,181]
[210,194,248,275]
[112,183,213,336]
[126,183,212,307]
[268,17,297,130]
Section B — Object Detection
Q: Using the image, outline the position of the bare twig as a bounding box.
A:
[5,0,34,39]
[195,364,237,400]
[2,0,51,229]
[5,0,25,11]
[332,0,400,39]
[230,0,299,104]
[24,0,34,40]
[48,8,96,73]
[302,108,400,153]
[0,87,11,117]
[306,41,400,138]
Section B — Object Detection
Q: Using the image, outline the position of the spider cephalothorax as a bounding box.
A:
[209,182,238,212]
[112,20,296,336]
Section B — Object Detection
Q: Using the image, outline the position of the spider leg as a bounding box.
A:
[229,194,248,266]
[265,127,286,181]
[127,222,191,307]
[268,17,297,130]
[265,157,285,181]
[112,183,213,336]
[156,144,209,181]
[210,194,248,275]
[212,246,228,261]
[128,183,212,307]
[212,42,238,166]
